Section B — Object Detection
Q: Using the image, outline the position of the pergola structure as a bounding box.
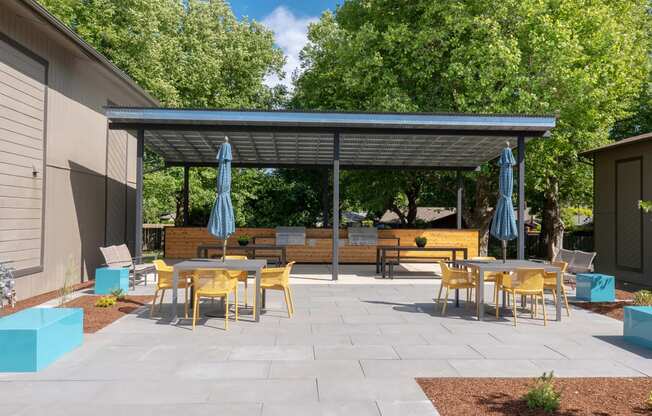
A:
[106,108,556,279]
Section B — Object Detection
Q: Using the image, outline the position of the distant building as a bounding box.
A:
[379,207,458,228]
[581,132,652,286]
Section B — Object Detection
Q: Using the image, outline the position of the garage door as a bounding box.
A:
[0,36,46,275]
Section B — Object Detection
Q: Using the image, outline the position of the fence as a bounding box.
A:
[142,224,167,252]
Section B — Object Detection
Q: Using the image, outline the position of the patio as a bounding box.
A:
[1,267,650,416]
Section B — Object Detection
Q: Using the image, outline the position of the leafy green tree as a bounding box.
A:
[294,0,650,254]
[41,0,288,223]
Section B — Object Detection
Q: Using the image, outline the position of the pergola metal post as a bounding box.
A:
[332,132,340,281]
[134,128,144,261]
[456,170,463,229]
[517,135,525,260]
[182,165,190,226]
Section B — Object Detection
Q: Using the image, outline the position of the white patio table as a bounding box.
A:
[170,259,267,323]
[455,259,563,322]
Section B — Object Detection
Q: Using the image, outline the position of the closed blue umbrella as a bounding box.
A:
[490,146,518,262]
[207,138,235,260]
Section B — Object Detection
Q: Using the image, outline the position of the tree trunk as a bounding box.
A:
[463,172,495,255]
[541,179,564,259]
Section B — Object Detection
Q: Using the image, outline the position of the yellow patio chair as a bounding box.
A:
[191,269,238,330]
[497,268,547,326]
[225,255,250,307]
[437,261,475,316]
[254,261,296,318]
[151,259,192,318]
[544,261,570,317]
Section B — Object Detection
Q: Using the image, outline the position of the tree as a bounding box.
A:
[41,0,288,223]
[294,1,650,254]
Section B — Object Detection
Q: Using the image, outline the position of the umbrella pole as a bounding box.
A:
[502,240,507,263]
[222,238,227,261]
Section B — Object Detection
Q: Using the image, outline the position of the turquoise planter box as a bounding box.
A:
[0,307,83,372]
[576,273,615,302]
[95,267,129,294]
[624,306,652,349]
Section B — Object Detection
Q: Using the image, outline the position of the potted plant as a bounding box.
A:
[415,236,427,248]
[238,235,250,246]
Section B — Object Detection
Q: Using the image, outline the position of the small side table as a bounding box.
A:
[576,273,615,302]
[95,267,129,294]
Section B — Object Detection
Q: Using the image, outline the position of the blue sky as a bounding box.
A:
[228,1,341,89]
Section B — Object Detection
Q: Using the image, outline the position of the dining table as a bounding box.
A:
[169,258,267,323]
[454,259,563,322]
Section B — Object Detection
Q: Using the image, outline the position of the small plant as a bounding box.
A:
[95,296,117,308]
[646,390,652,410]
[238,235,250,246]
[110,288,126,301]
[58,256,79,306]
[415,236,427,248]
[524,372,561,413]
[633,290,652,306]
[639,200,652,214]
[361,219,374,228]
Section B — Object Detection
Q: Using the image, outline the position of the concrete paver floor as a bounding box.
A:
[1,265,650,416]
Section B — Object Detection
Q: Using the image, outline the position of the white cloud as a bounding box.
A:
[261,6,318,90]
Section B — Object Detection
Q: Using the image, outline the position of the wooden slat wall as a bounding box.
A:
[165,227,479,263]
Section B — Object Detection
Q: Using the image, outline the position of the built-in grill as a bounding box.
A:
[275,226,306,246]
[348,227,378,246]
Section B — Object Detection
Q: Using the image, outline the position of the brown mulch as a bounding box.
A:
[418,377,652,415]
[62,295,153,333]
[0,281,94,318]
[572,288,637,321]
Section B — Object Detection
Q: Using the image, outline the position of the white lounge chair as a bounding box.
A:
[552,248,596,284]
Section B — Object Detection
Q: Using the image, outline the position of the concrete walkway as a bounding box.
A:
[1,266,651,416]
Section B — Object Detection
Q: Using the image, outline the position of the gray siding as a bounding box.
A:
[1,0,154,299]
[0,36,46,275]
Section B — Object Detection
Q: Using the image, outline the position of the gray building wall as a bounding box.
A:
[594,139,652,286]
[1,0,154,299]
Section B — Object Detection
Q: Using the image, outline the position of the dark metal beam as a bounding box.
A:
[182,165,190,226]
[134,129,144,260]
[332,132,340,281]
[164,161,479,170]
[108,122,548,138]
[457,171,463,229]
[517,135,526,260]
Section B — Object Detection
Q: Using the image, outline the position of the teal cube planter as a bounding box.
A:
[95,267,129,294]
[576,273,615,302]
[624,306,652,349]
[0,308,83,372]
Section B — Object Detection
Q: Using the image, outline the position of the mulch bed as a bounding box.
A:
[62,295,153,333]
[0,281,94,318]
[418,377,652,415]
[571,288,637,321]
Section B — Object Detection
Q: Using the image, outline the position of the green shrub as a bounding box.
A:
[647,390,652,410]
[524,372,561,413]
[361,220,374,227]
[633,290,652,306]
[110,288,126,301]
[95,296,117,308]
[238,235,250,246]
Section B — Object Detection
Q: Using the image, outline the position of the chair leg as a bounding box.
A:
[561,286,571,317]
[150,288,159,317]
[184,285,189,319]
[541,291,548,326]
[441,286,450,316]
[436,284,443,303]
[244,279,248,308]
[532,295,536,319]
[235,287,239,322]
[287,286,295,314]
[225,295,229,330]
[283,287,292,318]
[192,294,199,330]
[510,291,517,327]
[495,289,500,319]
[158,289,166,315]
